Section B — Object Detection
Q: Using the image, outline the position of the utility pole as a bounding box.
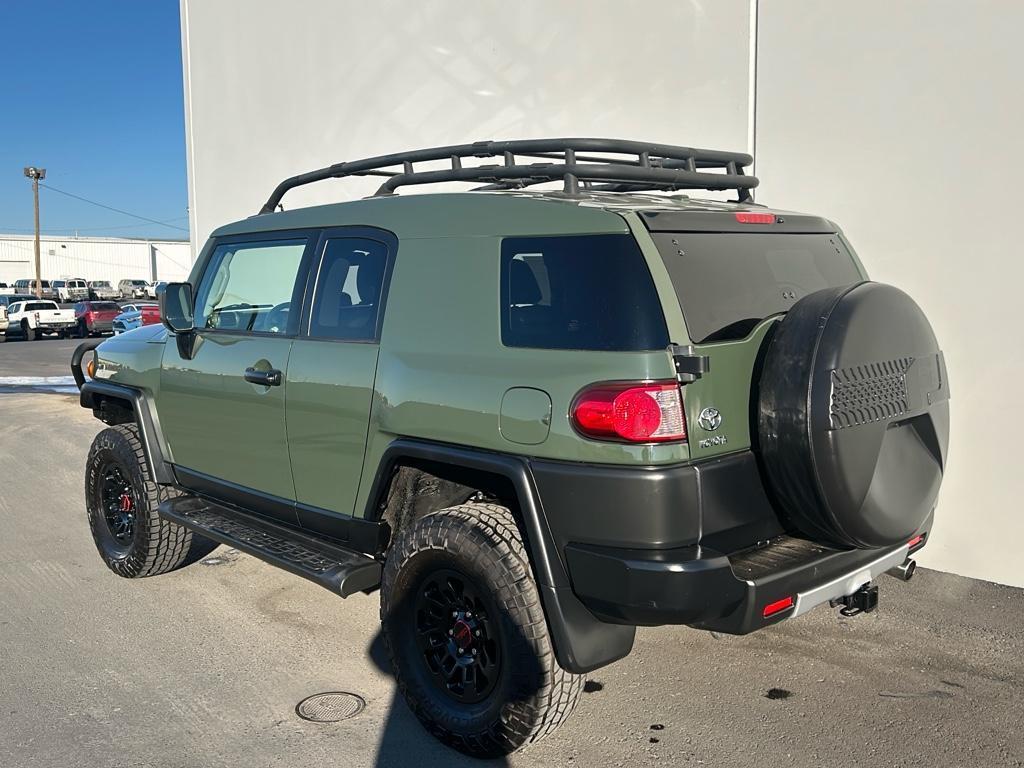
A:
[23,166,46,298]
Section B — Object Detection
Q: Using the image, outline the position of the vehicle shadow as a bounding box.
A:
[366,630,512,768]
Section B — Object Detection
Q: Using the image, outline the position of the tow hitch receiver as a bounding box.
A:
[830,584,879,617]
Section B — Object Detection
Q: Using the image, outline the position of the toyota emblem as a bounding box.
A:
[698,407,722,431]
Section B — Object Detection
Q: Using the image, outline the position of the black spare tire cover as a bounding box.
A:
[758,282,950,549]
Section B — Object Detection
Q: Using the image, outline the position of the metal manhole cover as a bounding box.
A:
[295,692,366,723]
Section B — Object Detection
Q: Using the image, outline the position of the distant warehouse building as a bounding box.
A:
[0,234,193,287]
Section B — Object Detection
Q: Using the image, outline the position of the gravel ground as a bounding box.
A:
[0,368,1021,767]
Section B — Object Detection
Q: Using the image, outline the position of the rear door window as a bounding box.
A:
[651,232,862,343]
[306,237,390,342]
[500,234,669,351]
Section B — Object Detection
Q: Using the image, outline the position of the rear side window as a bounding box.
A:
[500,235,669,351]
[652,232,863,343]
[307,237,389,342]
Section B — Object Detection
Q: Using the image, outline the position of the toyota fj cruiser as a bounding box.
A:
[72,139,949,758]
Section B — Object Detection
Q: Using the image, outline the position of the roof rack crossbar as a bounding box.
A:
[258,138,756,214]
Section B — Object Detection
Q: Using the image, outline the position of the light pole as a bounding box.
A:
[23,166,46,298]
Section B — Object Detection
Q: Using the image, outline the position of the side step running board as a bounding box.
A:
[159,495,381,597]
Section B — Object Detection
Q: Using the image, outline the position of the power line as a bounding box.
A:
[0,216,189,235]
[38,183,189,233]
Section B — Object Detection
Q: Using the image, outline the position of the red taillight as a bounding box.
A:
[735,212,775,224]
[763,596,794,618]
[572,382,687,443]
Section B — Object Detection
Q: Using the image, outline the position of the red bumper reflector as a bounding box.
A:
[735,211,775,224]
[763,596,795,618]
[908,534,925,549]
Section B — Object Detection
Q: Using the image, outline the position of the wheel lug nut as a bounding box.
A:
[474,630,481,637]
[452,611,459,618]
[466,611,472,618]
[448,629,454,635]
[457,648,463,654]
[471,648,477,655]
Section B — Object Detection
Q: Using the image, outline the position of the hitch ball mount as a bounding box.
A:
[830,583,879,617]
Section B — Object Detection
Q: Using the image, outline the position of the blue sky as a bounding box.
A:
[0,2,189,240]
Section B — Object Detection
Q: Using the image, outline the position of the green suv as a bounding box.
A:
[72,139,949,757]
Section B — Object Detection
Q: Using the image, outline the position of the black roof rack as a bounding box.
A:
[258,138,756,214]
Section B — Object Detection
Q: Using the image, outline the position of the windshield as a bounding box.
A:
[652,232,863,343]
[92,282,111,288]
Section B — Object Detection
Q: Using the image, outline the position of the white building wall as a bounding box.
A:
[0,235,193,286]
[180,0,754,247]
[755,1,1024,588]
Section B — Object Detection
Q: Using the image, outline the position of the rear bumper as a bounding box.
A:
[530,450,932,634]
[37,321,76,331]
[565,530,927,632]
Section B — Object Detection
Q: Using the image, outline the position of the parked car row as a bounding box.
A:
[0,295,161,341]
[0,278,167,302]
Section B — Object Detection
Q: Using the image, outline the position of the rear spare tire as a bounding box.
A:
[758,282,950,549]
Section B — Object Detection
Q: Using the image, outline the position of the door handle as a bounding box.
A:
[244,367,282,386]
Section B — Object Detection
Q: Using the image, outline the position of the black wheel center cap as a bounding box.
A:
[451,618,474,651]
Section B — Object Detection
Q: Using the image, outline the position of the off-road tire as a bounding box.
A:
[22,321,36,341]
[85,424,211,577]
[381,502,583,758]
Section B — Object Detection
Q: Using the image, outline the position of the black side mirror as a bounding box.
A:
[160,282,195,333]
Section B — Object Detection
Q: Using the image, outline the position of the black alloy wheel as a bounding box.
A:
[413,568,502,705]
[98,462,137,554]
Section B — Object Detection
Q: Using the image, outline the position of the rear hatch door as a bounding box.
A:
[642,211,865,460]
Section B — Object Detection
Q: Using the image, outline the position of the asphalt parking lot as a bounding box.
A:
[1,340,1022,767]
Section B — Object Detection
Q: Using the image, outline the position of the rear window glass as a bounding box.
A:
[91,302,120,311]
[652,232,862,343]
[500,234,669,351]
[25,302,56,311]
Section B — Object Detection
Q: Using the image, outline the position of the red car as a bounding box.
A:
[74,301,121,337]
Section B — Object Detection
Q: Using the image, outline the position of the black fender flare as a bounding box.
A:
[78,379,175,486]
[362,438,635,674]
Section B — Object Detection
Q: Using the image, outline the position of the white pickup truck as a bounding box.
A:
[2,299,77,341]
